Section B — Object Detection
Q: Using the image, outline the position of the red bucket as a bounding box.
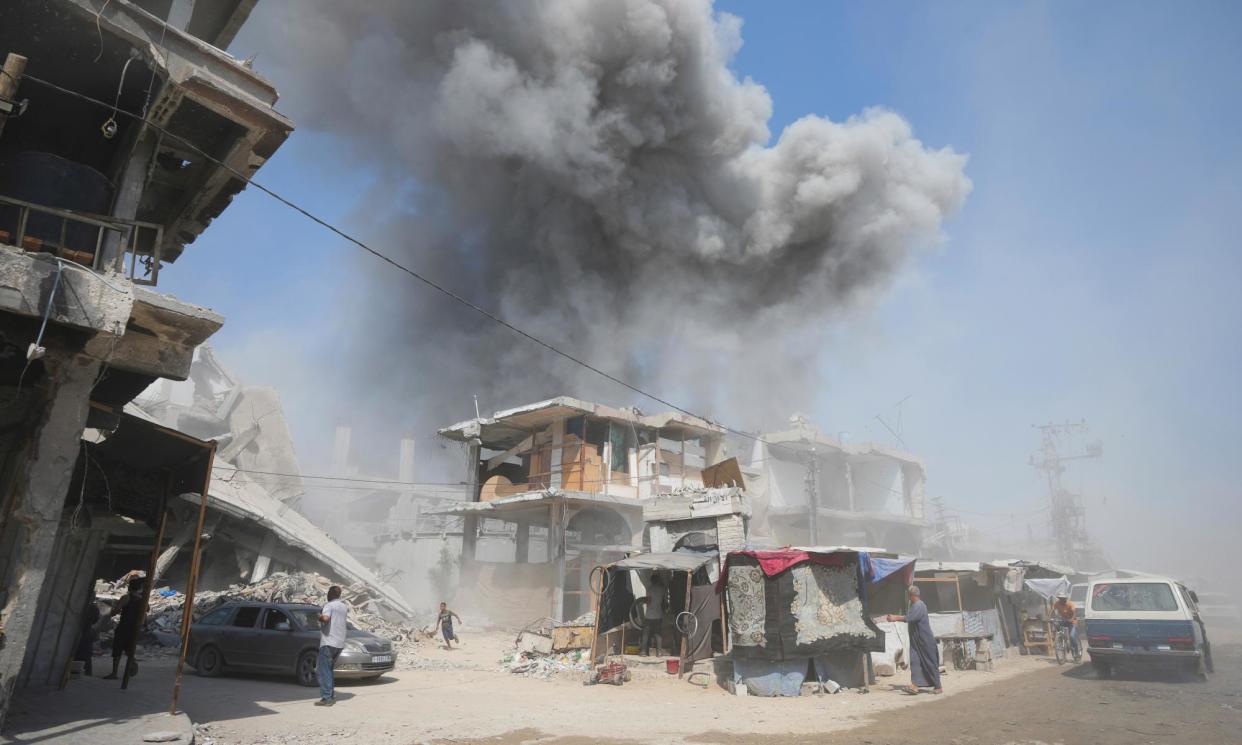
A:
[665,657,680,675]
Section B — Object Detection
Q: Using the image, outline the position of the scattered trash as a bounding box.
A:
[501,648,591,679]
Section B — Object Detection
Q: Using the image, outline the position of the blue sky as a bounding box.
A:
[164,2,1241,579]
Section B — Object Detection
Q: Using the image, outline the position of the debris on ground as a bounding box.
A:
[501,649,591,679]
[499,614,595,678]
[96,570,423,665]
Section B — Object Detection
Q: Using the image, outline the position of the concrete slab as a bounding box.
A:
[1,664,195,745]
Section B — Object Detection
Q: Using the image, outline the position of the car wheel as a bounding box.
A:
[1204,642,1215,674]
[1193,656,1209,682]
[296,650,319,687]
[196,646,223,678]
[1092,661,1112,679]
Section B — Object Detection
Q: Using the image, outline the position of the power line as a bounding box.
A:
[19,72,791,455]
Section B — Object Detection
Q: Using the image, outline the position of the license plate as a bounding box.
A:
[1112,643,1123,649]
[371,655,392,663]
[1156,645,1171,651]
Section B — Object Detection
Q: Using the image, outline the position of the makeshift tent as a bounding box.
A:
[590,550,720,670]
[1024,577,1072,600]
[721,549,884,696]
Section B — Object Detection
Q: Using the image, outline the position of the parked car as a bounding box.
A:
[187,602,396,685]
[1083,576,1213,680]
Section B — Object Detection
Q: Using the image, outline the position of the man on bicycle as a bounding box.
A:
[1051,593,1080,658]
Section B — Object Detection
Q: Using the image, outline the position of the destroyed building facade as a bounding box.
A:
[747,417,928,553]
[0,0,291,724]
[431,397,732,623]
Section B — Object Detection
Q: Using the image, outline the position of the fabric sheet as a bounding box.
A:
[726,553,882,661]
[1024,576,1071,600]
[685,584,722,662]
[733,657,806,697]
[790,564,871,644]
[719,549,849,585]
[727,564,766,647]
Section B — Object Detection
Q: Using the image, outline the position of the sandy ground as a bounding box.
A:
[9,627,1237,745]
[147,630,1046,744]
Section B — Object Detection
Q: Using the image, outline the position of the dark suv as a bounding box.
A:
[187,602,396,686]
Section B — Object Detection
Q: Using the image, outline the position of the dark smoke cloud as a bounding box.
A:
[248,0,970,457]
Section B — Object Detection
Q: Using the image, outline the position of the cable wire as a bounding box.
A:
[18,72,800,455]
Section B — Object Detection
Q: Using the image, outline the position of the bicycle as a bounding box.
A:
[1053,621,1081,665]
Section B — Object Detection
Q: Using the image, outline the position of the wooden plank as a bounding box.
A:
[552,625,594,651]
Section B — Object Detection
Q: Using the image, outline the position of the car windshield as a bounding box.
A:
[287,608,322,630]
[1091,582,1179,612]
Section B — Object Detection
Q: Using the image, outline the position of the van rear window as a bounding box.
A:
[1091,583,1178,612]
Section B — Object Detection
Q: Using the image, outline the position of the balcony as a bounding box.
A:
[0,193,164,285]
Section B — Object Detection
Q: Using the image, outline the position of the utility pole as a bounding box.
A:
[804,446,819,545]
[1030,420,1102,567]
[930,496,953,558]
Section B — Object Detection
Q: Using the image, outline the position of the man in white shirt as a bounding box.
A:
[316,585,348,706]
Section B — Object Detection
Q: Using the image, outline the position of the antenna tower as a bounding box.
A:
[1030,420,1103,566]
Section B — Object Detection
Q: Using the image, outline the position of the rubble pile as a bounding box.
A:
[501,649,591,679]
[109,571,423,663]
[498,612,595,679]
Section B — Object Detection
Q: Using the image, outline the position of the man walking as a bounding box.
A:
[887,585,943,694]
[316,585,348,706]
[102,576,144,680]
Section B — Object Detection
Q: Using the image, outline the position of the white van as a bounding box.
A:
[1083,575,1214,679]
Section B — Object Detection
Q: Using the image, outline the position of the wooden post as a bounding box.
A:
[122,473,170,690]
[170,442,216,715]
[0,53,28,141]
[678,570,692,678]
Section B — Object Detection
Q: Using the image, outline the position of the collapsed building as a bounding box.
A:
[130,346,414,614]
[0,0,412,725]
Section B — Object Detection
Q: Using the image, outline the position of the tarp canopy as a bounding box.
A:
[720,549,853,583]
[862,555,917,586]
[611,550,716,573]
[1024,576,1071,600]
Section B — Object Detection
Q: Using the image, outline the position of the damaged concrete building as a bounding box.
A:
[0,0,294,725]
[130,347,414,614]
[430,397,734,624]
[746,416,927,553]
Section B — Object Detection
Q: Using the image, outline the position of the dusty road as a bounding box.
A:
[6,630,1238,744]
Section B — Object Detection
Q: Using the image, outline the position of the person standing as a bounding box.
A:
[316,585,348,706]
[75,589,101,676]
[102,576,144,680]
[435,602,462,649]
[640,574,666,657]
[887,585,942,694]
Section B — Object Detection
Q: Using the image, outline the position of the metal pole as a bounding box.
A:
[123,474,170,690]
[678,570,691,678]
[170,442,215,715]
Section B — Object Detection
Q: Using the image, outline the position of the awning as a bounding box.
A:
[611,551,716,573]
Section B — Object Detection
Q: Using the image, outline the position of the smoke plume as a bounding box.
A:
[252,0,970,454]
